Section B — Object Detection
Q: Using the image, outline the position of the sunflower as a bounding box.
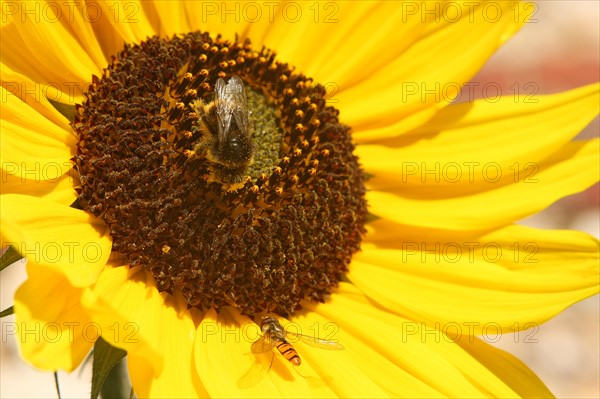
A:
[1,0,599,397]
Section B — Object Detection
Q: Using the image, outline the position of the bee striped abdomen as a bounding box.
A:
[276,340,301,365]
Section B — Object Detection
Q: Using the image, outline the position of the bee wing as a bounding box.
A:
[285,331,345,350]
[227,76,250,135]
[251,334,276,354]
[214,76,249,140]
[214,77,233,137]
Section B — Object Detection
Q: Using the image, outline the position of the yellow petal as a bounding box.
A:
[1,63,75,130]
[367,139,599,230]
[80,264,202,398]
[352,106,440,144]
[1,86,75,181]
[291,309,443,397]
[90,0,157,58]
[36,0,159,63]
[0,194,111,287]
[359,83,600,182]
[143,0,192,36]
[337,1,530,130]
[261,2,389,81]
[1,168,77,205]
[1,86,79,203]
[312,283,552,397]
[254,2,527,132]
[0,5,101,88]
[192,1,270,44]
[47,1,108,70]
[351,223,599,334]
[13,263,93,372]
[456,336,553,398]
[194,308,337,398]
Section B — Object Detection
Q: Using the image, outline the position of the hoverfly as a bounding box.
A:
[251,317,344,366]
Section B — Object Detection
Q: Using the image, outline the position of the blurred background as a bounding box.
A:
[1,1,599,397]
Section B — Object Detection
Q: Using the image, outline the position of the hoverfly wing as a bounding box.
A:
[286,331,345,350]
[251,334,276,354]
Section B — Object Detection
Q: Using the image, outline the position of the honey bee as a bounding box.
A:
[251,317,344,366]
[191,75,255,186]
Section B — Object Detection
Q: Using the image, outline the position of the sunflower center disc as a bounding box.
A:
[74,32,367,317]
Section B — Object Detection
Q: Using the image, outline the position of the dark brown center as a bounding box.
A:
[74,32,367,317]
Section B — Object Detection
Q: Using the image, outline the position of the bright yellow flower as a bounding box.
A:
[1,1,599,397]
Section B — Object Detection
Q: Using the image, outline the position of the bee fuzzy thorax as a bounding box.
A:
[189,76,255,186]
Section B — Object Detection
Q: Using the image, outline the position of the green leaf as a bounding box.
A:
[70,198,82,210]
[47,98,77,123]
[101,357,134,399]
[0,306,14,318]
[91,337,127,399]
[1,246,23,271]
[365,212,380,223]
[363,172,375,181]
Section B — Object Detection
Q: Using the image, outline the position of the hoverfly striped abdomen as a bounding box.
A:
[275,340,301,365]
[251,317,344,367]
